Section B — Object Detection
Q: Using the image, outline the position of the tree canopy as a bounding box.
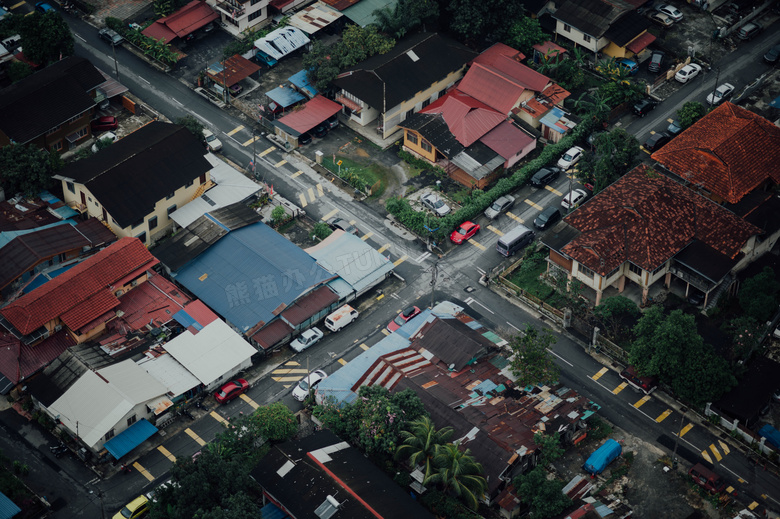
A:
[534,432,564,467]
[577,128,640,193]
[677,101,706,129]
[19,11,74,66]
[396,416,454,480]
[447,0,526,44]
[427,443,487,511]
[514,465,571,519]
[175,116,205,139]
[372,0,439,38]
[593,296,641,344]
[738,266,780,322]
[502,17,548,56]
[0,145,61,197]
[509,324,559,387]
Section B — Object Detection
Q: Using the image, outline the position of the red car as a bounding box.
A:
[214,378,249,404]
[387,306,421,332]
[450,221,480,244]
[91,116,118,132]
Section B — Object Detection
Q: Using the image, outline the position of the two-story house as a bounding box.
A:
[54,122,213,246]
[0,56,105,152]
[206,0,269,35]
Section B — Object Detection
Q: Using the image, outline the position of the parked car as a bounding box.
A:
[561,189,588,210]
[655,4,682,21]
[533,207,561,230]
[687,289,705,306]
[530,166,562,187]
[450,221,480,244]
[706,83,735,105]
[667,119,683,135]
[764,43,780,64]
[298,132,312,146]
[327,114,339,129]
[290,327,324,353]
[633,98,658,117]
[648,50,665,72]
[388,306,422,332]
[312,123,329,138]
[91,116,118,132]
[648,12,674,27]
[421,192,451,216]
[688,463,726,494]
[326,217,358,235]
[644,132,671,152]
[91,131,117,153]
[616,58,639,76]
[214,378,249,404]
[292,370,328,401]
[202,128,222,152]
[112,495,149,519]
[619,366,658,394]
[674,63,702,83]
[737,22,761,41]
[98,27,124,45]
[35,1,55,12]
[556,146,584,170]
[324,305,358,332]
[484,195,515,219]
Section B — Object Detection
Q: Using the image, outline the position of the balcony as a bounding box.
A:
[214,0,246,19]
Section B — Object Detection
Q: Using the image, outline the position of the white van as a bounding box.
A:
[324,304,359,332]
[496,224,535,257]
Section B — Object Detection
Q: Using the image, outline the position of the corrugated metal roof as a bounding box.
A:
[288,69,318,98]
[281,285,338,325]
[162,319,256,387]
[287,2,342,34]
[137,352,201,397]
[205,54,260,87]
[420,90,505,147]
[254,27,310,61]
[251,318,293,350]
[174,223,333,333]
[103,418,158,459]
[142,0,218,41]
[274,95,341,135]
[0,220,71,249]
[326,278,352,299]
[0,491,21,519]
[340,0,397,26]
[479,120,535,160]
[265,85,306,108]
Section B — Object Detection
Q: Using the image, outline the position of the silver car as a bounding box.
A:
[484,195,515,219]
[421,192,451,216]
[290,327,324,353]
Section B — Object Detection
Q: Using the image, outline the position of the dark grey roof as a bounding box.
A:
[25,350,88,407]
[714,357,780,426]
[413,318,491,371]
[728,191,780,236]
[58,122,211,228]
[673,239,738,284]
[0,56,104,144]
[552,0,626,38]
[401,112,464,157]
[250,430,433,519]
[541,222,582,253]
[450,142,504,181]
[331,33,477,112]
[604,11,651,46]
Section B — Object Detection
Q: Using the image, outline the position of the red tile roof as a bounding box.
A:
[561,165,761,275]
[0,329,74,384]
[652,102,780,204]
[142,0,218,42]
[532,41,567,59]
[420,90,505,147]
[0,238,159,336]
[470,42,526,66]
[471,43,549,91]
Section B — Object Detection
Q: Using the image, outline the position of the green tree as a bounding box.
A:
[677,101,706,129]
[0,145,59,197]
[310,222,333,241]
[738,267,780,322]
[154,0,175,17]
[428,443,487,511]
[175,115,205,139]
[572,90,611,123]
[509,324,559,387]
[577,128,639,193]
[372,0,438,38]
[93,135,115,152]
[534,432,564,466]
[722,315,763,363]
[271,205,287,224]
[597,78,644,106]
[396,416,454,480]
[502,17,548,56]
[593,296,641,344]
[514,466,571,519]
[447,0,526,43]
[7,61,32,83]
[251,402,298,442]
[19,11,74,66]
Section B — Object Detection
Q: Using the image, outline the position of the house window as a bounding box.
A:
[420,139,432,153]
[248,10,262,20]
[185,179,194,188]
[628,262,642,276]
[47,125,62,135]
[166,191,175,200]
[606,266,620,279]
[66,182,75,194]
[199,174,207,184]
[167,205,177,217]
[225,16,238,27]
[51,141,63,151]
[75,127,88,140]
[131,219,143,229]
[406,131,418,145]
[652,263,665,276]
[583,34,591,42]
[564,24,571,32]
[148,216,158,230]
[578,263,595,279]
[127,415,137,427]
[404,109,414,121]
[105,429,115,441]
[136,232,147,243]
[421,99,431,108]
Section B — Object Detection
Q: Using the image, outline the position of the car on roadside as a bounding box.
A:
[667,119,683,135]
[112,495,149,519]
[202,128,222,152]
[764,43,780,64]
[292,370,328,401]
[91,131,117,153]
[648,12,674,27]
[533,206,561,230]
[290,327,324,353]
[421,192,451,216]
[312,123,329,138]
[557,146,584,170]
[737,22,761,41]
[387,306,422,332]
[619,366,658,394]
[561,189,588,210]
[530,166,562,187]
[706,82,735,105]
[616,58,639,76]
[655,4,682,22]
[214,378,249,404]
[484,195,515,219]
[98,27,124,45]
[91,116,118,132]
[35,1,55,12]
[644,132,671,152]
[450,221,480,244]
[633,98,658,117]
[674,63,702,83]
[648,50,665,72]
[326,217,358,235]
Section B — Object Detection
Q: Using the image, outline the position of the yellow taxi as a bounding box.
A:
[112,495,149,519]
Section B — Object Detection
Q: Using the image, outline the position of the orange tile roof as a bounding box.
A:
[561,165,761,275]
[651,102,780,204]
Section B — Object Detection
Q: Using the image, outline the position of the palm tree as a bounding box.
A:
[396,416,453,480]
[427,442,488,511]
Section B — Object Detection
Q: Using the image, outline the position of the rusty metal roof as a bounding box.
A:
[280,285,338,326]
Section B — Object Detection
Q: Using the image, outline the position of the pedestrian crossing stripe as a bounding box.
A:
[381,329,390,336]
[718,440,730,455]
[349,220,357,225]
[709,444,722,462]
[393,255,408,266]
[655,409,672,423]
[133,462,155,482]
[360,343,369,351]
[524,199,543,210]
[633,395,651,408]
[227,125,244,136]
[701,450,712,464]
[612,382,627,395]
[259,146,275,157]
[240,394,259,409]
[679,423,694,437]
[157,446,176,462]
[377,243,390,253]
[361,232,373,241]
[317,184,324,196]
[376,294,385,300]
[243,135,262,146]
[592,367,608,380]
[299,193,307,207]
[338,358,347,366]
[748,502,759,510]
[487,225,504,236]
[308,187,315,202]
[545,185,563,196]
[291,170,303,178]
[274,159,287,168]
[506,212,523,223]
[272,376,308,382]
[210,411,229,425]
[468,240,486,251]
[185,428,207,446]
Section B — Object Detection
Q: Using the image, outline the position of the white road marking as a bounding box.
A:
[546,348,573,366]
[414,251,432,263]
[463,297,494,314]
[506,322,521,332]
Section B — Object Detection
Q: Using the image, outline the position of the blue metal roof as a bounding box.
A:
[266,85,306,108]
[39,190,79,219]
[172,308,203,332]
[288,69,318,98]
[259,503,290,519]
[104,418,158,459]
[0,491,21,519]
[174,223,333,332]
[540,106,567,134]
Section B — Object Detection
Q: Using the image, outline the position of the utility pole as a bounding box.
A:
[672,407,687,469]
[708,67,720,108]
[429,260,438,309]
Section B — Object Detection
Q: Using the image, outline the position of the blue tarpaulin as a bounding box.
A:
[583,439,622,475]
[265,85,305,109]
[104,419,158,459]
[759,424,780,449]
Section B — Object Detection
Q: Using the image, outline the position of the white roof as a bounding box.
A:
[254,26,310,61]
[287,2,342,35]
[137,352,202,397]
[171,154,261,228]
[48,359,168,448]
[162,319,256,387]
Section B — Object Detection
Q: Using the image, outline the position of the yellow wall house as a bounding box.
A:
[54,122,213,246]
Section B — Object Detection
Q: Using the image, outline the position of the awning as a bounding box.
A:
[97,70,129,98]
[335,95,361,113]
[104,418,158,459]
[626,32,656,54]
[266,85,306,108]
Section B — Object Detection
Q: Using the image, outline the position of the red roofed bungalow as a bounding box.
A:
[142,0,218,43]
[420,90,506,147]
[271,95,341,147]
[0,237,159,345]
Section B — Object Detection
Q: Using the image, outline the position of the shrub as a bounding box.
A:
[310,222,332,241]
[271,205,286,223]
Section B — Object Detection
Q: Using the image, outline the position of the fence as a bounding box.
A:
[496,262,566,324]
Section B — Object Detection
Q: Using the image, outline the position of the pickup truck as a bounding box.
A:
[484,195,515,219]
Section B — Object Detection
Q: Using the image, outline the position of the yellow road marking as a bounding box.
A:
[592,367,608,381]
[524,199,543,210]
[633,395,651,408]
[726,486,735,494]
[272,368,309,375]
[709,444,722,462]
[487,225,504,236]
[612,382,627,394]
[655,409,673,423]
[157,446,176,462]
[322,208,339,221]
[393,254,408,266]
[243,135,261,146]
[24,10,34,15]
[308,187,315,202]
[679,423,694,438]
[210,411,229,424]
[291,170,303,178]
[360,343,369,351]
[338,358,347,365]
[701,450,712,464]
[761,494,768,499]
[272,376,307,382]
[349,220,356,225]
[299,193,307,207]
[649,130,656,135]
[377,243,390,253]
[376,294,385,300]
[381,329,390,336]
[259,146,274,157]
[468,240,486,251]
[240,394,259,409]
[718,440,730,455]
[317,184,324,196]
[748,502,759,510]
[506,212,523,223]
[361,232,373,241]
[274,159,287,168]
[227,125,244,136]
[132,462,155,482]
[285,361,300,366]
[738,478,745,483]
[545,185,563,196]
[666,118,674,123]
[185,428,207,446]
[10,0,24,7]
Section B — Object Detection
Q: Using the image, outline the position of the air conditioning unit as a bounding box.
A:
[54,324,62,332]
[115,290,123,297]
[130,280,138,287]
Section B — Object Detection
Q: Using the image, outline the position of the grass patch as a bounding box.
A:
[508,258,554,299]
[322,155,388,198]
